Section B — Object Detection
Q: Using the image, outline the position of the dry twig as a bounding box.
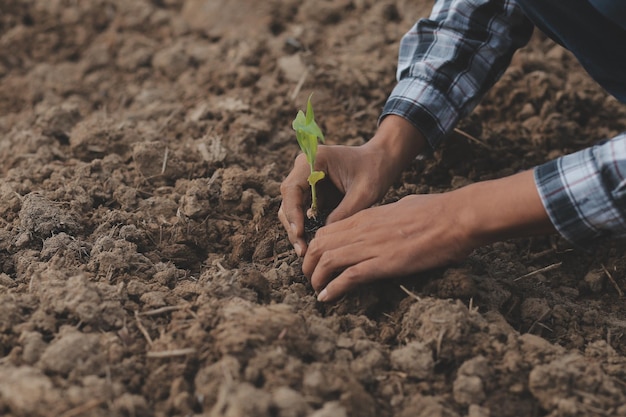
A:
[146,348,196,358]
[513,262,562,282]
[138,305,186,317]
[60,399,104,417]
[399,284,421,302]
[527,309,552,334]
[468,297,479,313]
[528,248,556,260]
[161,146,169,175]
[290,68,309,101]
[453,128,491,149]
[134,310,153,346]
[435,328,446,361]
[601,263,624,297]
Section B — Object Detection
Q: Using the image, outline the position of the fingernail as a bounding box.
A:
[293,242,302,257]
[317,288,328,302]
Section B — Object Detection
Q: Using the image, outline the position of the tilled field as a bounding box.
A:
[1,1,626,416]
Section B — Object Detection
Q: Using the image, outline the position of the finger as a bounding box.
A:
[326,188,372,224]
[306,205,382,261]
[277,204,306,256]
[317,258,383,302]
[279,178,307,226]
[279,159,312,255]
[305,237,369,292]
[300,218,356,278]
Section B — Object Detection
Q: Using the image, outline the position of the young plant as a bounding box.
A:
[292,94,325,219]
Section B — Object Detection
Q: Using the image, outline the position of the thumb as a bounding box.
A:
[326,190,369,224]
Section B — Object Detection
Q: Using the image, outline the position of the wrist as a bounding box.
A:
[456,170,555,247]
[367,115,425,162]
[364,115,426,176]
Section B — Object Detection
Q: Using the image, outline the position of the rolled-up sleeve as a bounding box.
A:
[534,132,626,247]
[381,0,533,148]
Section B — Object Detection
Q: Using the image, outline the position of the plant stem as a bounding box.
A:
[310,184,318,213]
[309,167,318,217]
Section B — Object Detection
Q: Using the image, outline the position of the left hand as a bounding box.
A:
[278,115,425,257]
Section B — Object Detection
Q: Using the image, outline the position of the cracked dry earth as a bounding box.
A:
[1,1,626,416]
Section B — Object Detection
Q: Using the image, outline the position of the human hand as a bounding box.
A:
[303,193,476,302]
[303,170,554,302]
[278,115,425,257]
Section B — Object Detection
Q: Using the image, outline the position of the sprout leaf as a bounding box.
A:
[307,170,325,187]
[292,94,326,218]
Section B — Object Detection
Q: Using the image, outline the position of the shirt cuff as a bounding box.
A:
[534,143,626,247]
[380,77,463,149]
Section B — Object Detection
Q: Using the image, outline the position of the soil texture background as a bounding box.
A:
[2,1,626,416]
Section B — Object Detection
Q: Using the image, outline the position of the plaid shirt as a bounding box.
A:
[381,0,626,247]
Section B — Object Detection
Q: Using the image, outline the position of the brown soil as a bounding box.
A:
[1,1,626,416]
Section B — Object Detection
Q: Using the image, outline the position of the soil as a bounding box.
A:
[1,1,626,417]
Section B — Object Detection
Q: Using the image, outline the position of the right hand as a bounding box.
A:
[278,115,426,256]
[302,169,556,302]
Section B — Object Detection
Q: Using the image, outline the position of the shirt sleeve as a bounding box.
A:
[534,132,626,247]
[381,0,533,149]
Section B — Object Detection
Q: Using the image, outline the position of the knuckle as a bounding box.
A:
[277,205,289,226]
[307,239,322,258]
[310,274,325,292]
[318,251,335,270]
[313,227,328,238]
[279,181,292,194]
[302,264,313,280]
[341,266,362,284]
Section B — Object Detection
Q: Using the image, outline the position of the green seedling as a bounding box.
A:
[292,94,325,219]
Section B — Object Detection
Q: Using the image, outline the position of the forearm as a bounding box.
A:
[305,169,554,302]
[458,131,626,249]
[382,0,533,149]
[457,170,555,246]
[365,120,557,247]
